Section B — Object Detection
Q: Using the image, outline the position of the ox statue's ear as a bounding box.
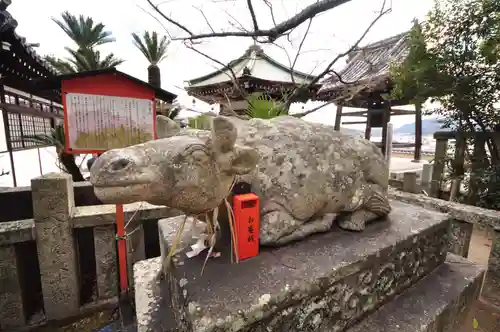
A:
[211,116,237,153]
[156,115,180,138]
[211,116,259,175]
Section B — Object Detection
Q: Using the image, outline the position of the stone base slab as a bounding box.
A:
[347,253,485,332]
[134,201,451,332]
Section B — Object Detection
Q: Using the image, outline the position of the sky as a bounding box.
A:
[8,0,437,130]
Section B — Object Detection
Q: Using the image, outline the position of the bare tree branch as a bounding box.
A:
[281,0,391,111]
[290,18,313,81]
[223,8,250,33]
[262,0,277,26]
[193,5,216,34]
[292,100,336,117]
[247,0,259,32]
[136,4,173,39]
[292,83,367,117]
[146,0,194,35]
[148,0,354,42]
[162,0,391,121]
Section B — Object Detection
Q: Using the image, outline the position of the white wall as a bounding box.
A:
[0,110,90,188]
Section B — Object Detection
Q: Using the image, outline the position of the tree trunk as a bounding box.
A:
[148,64,161,88]
[59,152,85,182]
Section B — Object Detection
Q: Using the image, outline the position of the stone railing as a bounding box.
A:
[0,173,180,331]
[388,187,500,308]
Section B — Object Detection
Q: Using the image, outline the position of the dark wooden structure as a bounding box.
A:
[316,31,423,161]
[185,44,320,113]
[0,0,63,186]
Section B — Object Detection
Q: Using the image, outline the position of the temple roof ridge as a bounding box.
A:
[185,44,316,88]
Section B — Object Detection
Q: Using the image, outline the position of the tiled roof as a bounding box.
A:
[0,4,57,78]
[186,45,316,88]
[318,31,410,95]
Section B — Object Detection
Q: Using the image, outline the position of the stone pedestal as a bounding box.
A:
[135,201,454,331]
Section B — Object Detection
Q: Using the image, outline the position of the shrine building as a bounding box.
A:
[316,31,424,162]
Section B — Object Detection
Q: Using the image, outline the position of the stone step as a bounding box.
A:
[346,253,485,332]
[134,201,451,332]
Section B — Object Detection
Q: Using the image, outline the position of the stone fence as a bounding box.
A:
[1,171,500,331]
[0,173,180,331]
[388,188,500,307]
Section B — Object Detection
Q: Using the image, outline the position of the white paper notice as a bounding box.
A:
[65,92,154,151]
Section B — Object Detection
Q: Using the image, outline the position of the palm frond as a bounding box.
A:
[132,31,170,65]
[53,11,115,50]
[43,55,77,74]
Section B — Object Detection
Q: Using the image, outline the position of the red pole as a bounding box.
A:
[116,204,128,292]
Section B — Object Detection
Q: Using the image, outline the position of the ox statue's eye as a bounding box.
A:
[191,150,209,163]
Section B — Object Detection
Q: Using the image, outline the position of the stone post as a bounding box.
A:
[482,226,500,307]
[420,164,433,193]
[403,172,417,193]
[32,173,79,319]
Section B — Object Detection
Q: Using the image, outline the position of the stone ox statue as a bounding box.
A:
[89,115,391,246]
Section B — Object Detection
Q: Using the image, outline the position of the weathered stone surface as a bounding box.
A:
[389,188,500,227]
[482,227,500,308]
[90,115,391,246]
[0,219,35,245]
[94,225,118,299]
[347,253,485,332]
[133,201,449,332]
[448,219,473,258]
[127,224,146,289]
[0,245,25,329]
[32,173,80,320]
[134,257,171,332]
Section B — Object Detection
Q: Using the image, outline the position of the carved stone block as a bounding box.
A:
[448,219,473,258]
[134,201,451,332]
[347,254,484,332]
[0,245,25,329]
[93,225,118,299]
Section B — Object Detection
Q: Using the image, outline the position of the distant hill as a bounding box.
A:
[395,118,450,135]
[341,118,449,137]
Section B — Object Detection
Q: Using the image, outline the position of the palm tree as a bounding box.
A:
[52,11,115,50]
[44,12,123,75]
[44,49,124,74]
[131,31,170,88]
[65,47,124,72]
[24,125,85,182]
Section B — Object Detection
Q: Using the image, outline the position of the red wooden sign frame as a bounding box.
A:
[61,73,157,155]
